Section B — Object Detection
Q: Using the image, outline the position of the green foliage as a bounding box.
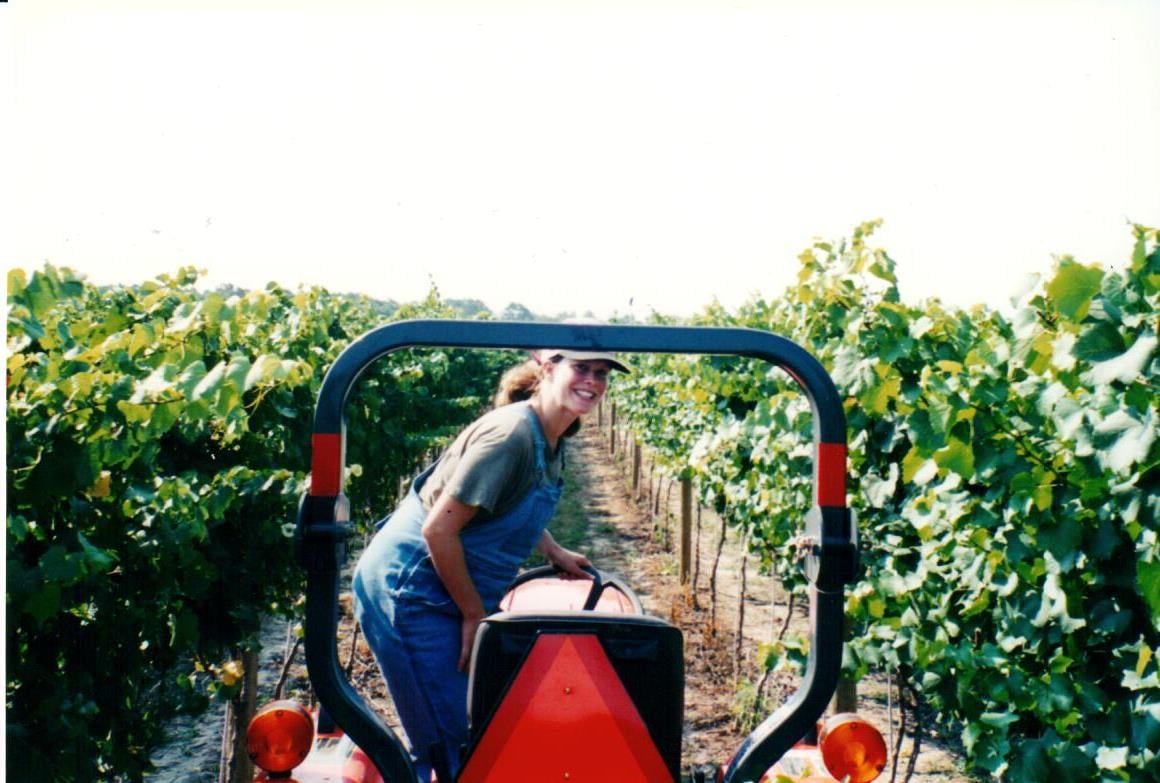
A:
[608,223,1160,780]
[5,268,509,781]
[9,224,1156,780]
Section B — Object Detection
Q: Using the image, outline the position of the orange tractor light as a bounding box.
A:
[818,713,888,783]
[247,700,315,775]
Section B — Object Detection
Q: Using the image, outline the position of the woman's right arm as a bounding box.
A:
[421,493,486,671]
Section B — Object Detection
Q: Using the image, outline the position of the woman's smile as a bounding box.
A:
[559,361,608,411]
[567,385,600,410]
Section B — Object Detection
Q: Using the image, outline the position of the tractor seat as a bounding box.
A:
[460,611,684,783]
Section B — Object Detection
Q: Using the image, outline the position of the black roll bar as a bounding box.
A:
[296,319,858,783]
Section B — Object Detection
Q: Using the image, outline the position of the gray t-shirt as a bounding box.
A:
[418,402,563,522]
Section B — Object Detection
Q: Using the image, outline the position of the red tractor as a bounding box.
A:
[255,320,885,783]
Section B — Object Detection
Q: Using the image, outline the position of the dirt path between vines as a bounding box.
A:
[561,425,975,783]
[271,424,974,783]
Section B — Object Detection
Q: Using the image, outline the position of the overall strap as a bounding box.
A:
[519,403,561,476]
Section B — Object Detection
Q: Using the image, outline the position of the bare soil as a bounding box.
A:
[562,424,976,783]
[270,423,976,783]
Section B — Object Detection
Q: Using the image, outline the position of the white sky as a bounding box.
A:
[3,0,1158,320]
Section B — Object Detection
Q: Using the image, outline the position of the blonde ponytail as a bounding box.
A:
[493,356,583,438]
[493,360,542,407]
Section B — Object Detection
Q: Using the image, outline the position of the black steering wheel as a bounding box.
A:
[504,564,643,613]
[505,564,604,610]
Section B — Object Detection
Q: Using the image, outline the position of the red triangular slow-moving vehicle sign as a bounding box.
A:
[459,634,673,783]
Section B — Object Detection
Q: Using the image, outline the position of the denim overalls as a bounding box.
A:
[352,404,563,782]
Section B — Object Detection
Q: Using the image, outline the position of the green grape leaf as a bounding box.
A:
[1073,322,1126,362]
[1137,560,1160,625]
[1085,334,1157,386]
[24,582,62,625]
[1037,518,1082,571]
[1092,409,1155,474]
[1046,259,1104,321]
[935,437,976,479]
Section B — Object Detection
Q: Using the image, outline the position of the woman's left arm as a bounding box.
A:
[536,530,592,578]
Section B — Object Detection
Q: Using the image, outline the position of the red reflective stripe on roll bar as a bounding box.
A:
[817,442,846,507]
[311,434,343,496]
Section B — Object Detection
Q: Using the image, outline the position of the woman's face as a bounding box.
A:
[542,358,611,416]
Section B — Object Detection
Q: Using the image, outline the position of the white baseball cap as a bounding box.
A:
[539,349,631,373]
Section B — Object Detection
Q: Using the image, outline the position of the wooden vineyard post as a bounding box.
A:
[220,648,258,783]
[709,515,728,627]
[691,503,703,608]
[680,477,693,583]
[631,437,642,500]
[609,403,617,455]
[735,532,749,676]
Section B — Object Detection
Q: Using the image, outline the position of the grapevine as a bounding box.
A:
[5,269,509,781]
[608,223,1159,780]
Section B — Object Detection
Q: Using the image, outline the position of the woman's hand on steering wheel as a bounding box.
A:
[547,545,593,579]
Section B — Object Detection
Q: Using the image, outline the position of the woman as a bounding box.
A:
[352,346,628,781]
